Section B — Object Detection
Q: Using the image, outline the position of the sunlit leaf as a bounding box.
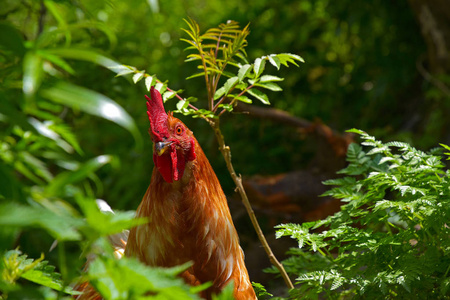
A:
[253,58,266,78]
[267,55,281,70]
[260,75,284,83]
[255,82,282,91]
[46,48,121,71]
[28,118,74,154]
[40,82,141,146]
[238,64,252,82]
[247,88,270,105]
[132,72,144,84]
[37,50,75,75]
[234,95,252,103]
[145,75,155,91]
[23,52,43,98]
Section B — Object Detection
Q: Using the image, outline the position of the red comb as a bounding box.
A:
[146,87,168,140]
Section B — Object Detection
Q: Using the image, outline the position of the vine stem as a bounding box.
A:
[209,118,294,290]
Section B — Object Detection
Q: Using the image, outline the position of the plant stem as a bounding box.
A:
[209,119,294,290]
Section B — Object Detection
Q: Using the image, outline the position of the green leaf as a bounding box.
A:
[23,52,43,98]
[0,203,82,241]
[2,250,78,294]
[46,155,114,196]
[155,82,167,94]
[214,77,239,100]
[214,86,226,100]
[163,90,177,102]
[247,88,270,105]
[36,50,75,75]
[223,76,239,94]
[275,53,305,67]
[238,64,252,82]
[176,99,190,110]
[253,58,266,78]
[255,82,282,91]
[260,75,284,83]
[40,82,141,146]
[233,95,252,103]
[218,104,233,112]
[0,22,26,57]
[145,75,155,91]
[77,197,147,238]
[132,72,144,84]
[267,55,281,70]
[88,257,201,300]
[28,118,74,154]
[46,48,121,71]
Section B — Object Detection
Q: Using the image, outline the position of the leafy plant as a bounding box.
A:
[272,129,450,299]
[0,2,218,299]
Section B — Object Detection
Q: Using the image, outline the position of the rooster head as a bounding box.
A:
[145,87,196,183]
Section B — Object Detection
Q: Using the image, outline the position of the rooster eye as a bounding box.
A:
[175,125,183,135]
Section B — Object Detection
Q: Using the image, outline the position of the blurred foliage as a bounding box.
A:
[0,0,446,298]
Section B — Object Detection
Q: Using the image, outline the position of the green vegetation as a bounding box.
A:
[271,130,450,299]
[1,0,449,299]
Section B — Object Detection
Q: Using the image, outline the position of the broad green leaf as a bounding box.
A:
[247,88,270,105]
[77,197,147,237]
[0,203,82,241]
[23,52,43,98]
[0,22,26,56]
[88,257,200,300]
[238,64,252,82]
[253,58,266,78]
[37,50,75,75]
[46,155,114,196]
[46,48,121,71]
[40,82,141,146]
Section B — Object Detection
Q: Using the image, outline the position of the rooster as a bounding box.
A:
[77,87,256,299]
[124,87,256,299]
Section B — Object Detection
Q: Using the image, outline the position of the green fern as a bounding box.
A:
[272,130,450,299]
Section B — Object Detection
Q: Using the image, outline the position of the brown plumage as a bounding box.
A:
[125,87,256,299]
[76,88,256,299]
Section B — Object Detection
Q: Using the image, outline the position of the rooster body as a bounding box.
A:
[125,88,256,299]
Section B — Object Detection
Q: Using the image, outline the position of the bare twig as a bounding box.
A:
[416,57,450,98]
[209,118,294,290]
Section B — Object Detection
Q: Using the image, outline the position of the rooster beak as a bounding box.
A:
[155,141,172,156]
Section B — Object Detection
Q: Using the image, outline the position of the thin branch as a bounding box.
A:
[209,119,294,290]
[216,85,254,116]
[416,57,450,98]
